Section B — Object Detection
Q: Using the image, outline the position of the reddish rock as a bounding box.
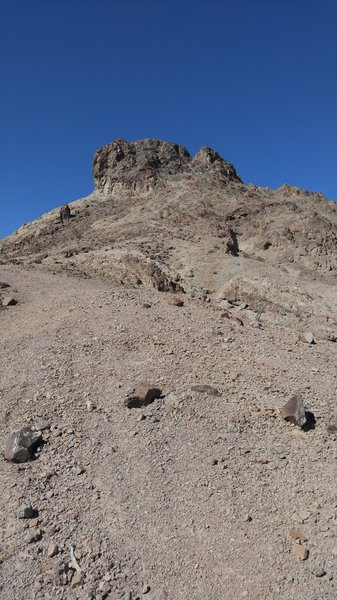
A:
[125,384,162,408]
[169,296,184,307]
[281,395,307,428]
[292,543,309,561]
[289,528,307,542]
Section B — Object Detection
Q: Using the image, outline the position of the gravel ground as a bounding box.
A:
[0,264,336,600]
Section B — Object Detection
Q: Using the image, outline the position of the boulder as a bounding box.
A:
[4,427,42,462]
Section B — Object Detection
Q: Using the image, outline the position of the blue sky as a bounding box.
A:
[1,0,336,237]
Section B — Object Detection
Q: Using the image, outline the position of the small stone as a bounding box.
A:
[125,383,162,409]
[281,395,307,428]
[244,514,252,522]
[26,528,42,543]
[298,510,310,521]
[35,420,50,431]
[251,320,261,328]
[98,580,111,593]
[71,571,85,587]
[256,455,269,464]
[191,384,221,397]
[143,302,152,308]
[46,490,54,499]
[327,333,337,342]
[2,296,17,306]
[313,566,326,577]
[4,427,42,462]
[18,504,38,519]
[229,371,241,381]
[289,528,307,541]
[86,400,95,412]
[47,543,59,557]
[169,296,184,307]
[326,423,337,434]
[292,544,309,561]
[142,584,151,594]
[300,331,316,344]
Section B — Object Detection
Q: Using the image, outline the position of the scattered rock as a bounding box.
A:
[191,384,221,397]
[327,333,337,342]
[292,544,309,561]
[298,510,310,521]
[0,281,10,289]
[47,544,59,557]
[300,331,316,344]
[169,296,184,307]
[255,455,269,464]
[289,528,307,541]
[312,566,326,577]
[4,427,42,462]
[26,528,42,543]
[18,504,39,519]
[71,570,85,587]
[251,320,261,328]
[125,384,162,409]
[281,395,307,428]
[1,296,17,306]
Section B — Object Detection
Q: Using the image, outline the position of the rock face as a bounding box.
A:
[92,138,241,193]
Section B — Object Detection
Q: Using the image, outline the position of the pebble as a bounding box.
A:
[47,543,59,557]
[26,528,42,543]
[71,571,85,587]
[292,544,309,561]
[298,510,310,521]
[289,528,307,541]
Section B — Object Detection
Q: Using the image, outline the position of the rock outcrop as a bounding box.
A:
[92,138,241,193]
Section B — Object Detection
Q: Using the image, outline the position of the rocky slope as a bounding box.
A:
[1,139,336,336]
[0,139,336,600]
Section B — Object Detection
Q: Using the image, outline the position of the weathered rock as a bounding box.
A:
[71,570,85,587]
[47,543,59,557]
[251,320,261,328]
[125,384,162,409]
[18,504,39,519]
[1,296,17,306]
[300,331,316,344]
[25,528,42,543]
[289,528,307,542]
[292,543,309,560]
[191,384,221,397]
[327,333,337,342]
[169,296,184,307]
[281,395,307,428]
[4,427,42,462]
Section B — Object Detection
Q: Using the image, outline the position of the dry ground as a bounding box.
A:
[1,264,336,600]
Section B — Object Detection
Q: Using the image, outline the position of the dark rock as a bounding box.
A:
[18,504,39,519]
[191,384,221,397]
[125,384,162,408]
[4,427,42,462]
[281,395,307,428]
[0,281,10,289]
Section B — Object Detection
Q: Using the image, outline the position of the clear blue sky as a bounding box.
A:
[1,0,336,237]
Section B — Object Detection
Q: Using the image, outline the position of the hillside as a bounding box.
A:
[0,139,336,600]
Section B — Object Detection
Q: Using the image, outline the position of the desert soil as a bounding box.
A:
[1,263,336,600]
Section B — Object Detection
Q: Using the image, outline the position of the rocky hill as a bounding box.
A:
[1,138,336,333]
[0,140,336,600]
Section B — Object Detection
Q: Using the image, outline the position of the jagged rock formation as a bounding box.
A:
[0,138,336,332]
[93,138,241,193]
